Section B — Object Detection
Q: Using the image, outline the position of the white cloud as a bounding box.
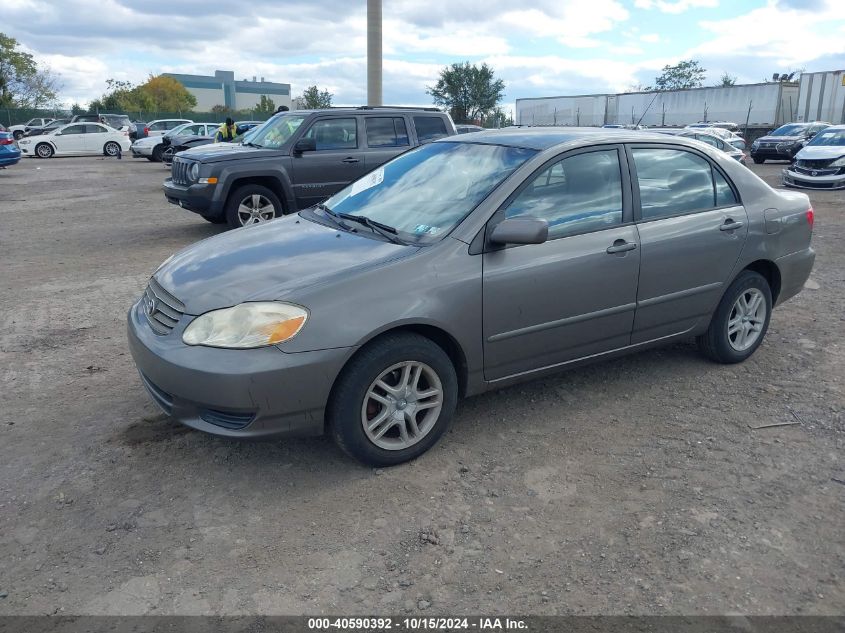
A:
[635,0,718,14]
[640,33,661,43]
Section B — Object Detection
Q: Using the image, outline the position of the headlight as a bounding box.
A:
[182,302,307,348]
[19,140,29,145]
[830,156,845,167]
[189,162,200,181]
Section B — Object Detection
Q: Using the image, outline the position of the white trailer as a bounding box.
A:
[797,70,845,124]
[611,82,798,128]
[515,94,609,126]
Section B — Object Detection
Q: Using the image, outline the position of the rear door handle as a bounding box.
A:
[720,219,744,231]
[341,157,359,164]
[606,240,637,254]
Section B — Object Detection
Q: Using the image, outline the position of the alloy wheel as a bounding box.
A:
[237,194,276,226]
[727,288,766,351]
[361,361,443,451]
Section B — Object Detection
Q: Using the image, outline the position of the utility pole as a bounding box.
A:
[367,0,383,106]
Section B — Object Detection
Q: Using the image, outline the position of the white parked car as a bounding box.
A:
[783,124,845,190]
[131,122,219,162]
[17,122,131,158]
[9,117,54,140]
[143,119,193,138]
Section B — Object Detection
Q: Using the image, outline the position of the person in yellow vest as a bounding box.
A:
[215,117,237,143]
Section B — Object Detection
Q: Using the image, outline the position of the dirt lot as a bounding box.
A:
[0,154,843,616]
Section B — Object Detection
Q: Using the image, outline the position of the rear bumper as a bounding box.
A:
[127,297,354,438]
[163,178,223,217]
[0,151,21,166]
[775,248,815,306]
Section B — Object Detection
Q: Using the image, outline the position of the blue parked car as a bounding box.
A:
[0,126,22,168]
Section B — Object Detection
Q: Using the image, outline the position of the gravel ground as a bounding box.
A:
[0,155,842,616]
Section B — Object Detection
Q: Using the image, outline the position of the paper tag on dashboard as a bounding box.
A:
[350,168,385,197]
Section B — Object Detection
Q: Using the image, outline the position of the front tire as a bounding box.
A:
[752,156,764,164]
[13,131,24,141]
[151,145,164,162]
[328,333,458,466]
[697,270,772,364]
[224,184,283,229]
[35,143,53,158]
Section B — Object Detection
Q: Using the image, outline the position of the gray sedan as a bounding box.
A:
[128,129,815,465]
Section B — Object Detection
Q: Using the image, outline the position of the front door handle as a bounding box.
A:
[341,157,360,164]
[606,240,637,254]
[720,218,744,231]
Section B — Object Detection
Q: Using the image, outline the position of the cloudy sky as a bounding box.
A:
[1,0,844,109]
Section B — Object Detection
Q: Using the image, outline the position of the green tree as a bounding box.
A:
[297,85,333,109]
[254,94,276,115]
[717,72,737,87]
[651,60,706,91]
[0,32,60,107]
[427,61,505,124]
[140,75,196,113]
[483,107,514,128]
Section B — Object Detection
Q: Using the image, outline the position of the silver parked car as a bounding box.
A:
[782,125,845,190]
[677,130,747,164]
[128,129,815,465]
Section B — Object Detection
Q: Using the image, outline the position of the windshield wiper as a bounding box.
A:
[337,213,409,245]
[243,141,264,148]
[315,203,355,232]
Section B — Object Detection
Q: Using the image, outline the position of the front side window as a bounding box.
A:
[632,148,731,220]
[414,116,448,142]
[366,117,410,148]
[323,142,536,243]
[504,149,624,239]
[302,118,357,150]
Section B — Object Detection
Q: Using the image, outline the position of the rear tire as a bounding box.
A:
[328,333,458,466]
[752,156,764,164]
[103,142,121,157]
[35,143,53,158]
[697,270,772,364]
[224,184,283,229]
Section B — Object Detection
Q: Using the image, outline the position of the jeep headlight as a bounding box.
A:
[189,162,200,181]
[182,302,307,348]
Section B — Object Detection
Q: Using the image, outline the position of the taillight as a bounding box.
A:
[0,137,14,145]
[806,208,814,229]
[144,126,150,135]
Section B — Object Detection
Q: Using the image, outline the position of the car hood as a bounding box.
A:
[755,135,804,144]
[17,133,52,143]
[154,214,418,315]
[176,142,287,163]
[795,145,845,160]
[133,136,162,146]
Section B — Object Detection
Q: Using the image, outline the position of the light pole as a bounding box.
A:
[367,0,383,106]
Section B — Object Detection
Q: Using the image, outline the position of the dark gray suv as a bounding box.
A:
[162,107,456,229]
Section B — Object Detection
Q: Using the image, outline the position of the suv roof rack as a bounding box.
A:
[354,105,442,112]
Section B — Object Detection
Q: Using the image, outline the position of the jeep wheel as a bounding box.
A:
[224,184,283,229]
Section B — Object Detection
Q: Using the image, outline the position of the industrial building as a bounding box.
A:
[516,69,845,129]
[163,70,291,111]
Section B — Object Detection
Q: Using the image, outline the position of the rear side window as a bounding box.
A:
[366,117,410,147]
[714,170,737,206]
[150,122,168,131]
[85,124,108,133]
[632,148,734,220]
[414,116,448,142]
[62,125,87,135]
[505,149,624,239]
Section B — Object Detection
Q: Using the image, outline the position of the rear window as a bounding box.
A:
[414,116,448,142]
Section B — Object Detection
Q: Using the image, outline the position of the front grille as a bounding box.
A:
[793,165,841,176]
[172,158,190,186]
[143,277,185,335]
[795,158,835,170]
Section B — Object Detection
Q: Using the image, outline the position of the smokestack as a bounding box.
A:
[367,0,382,106]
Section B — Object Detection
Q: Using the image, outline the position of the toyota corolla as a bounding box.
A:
[128,129,815,466]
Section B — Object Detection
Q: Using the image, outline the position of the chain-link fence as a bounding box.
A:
[2,107,276,127]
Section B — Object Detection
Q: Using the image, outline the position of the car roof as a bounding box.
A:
[435,126,677,150]
[289,107,444,115]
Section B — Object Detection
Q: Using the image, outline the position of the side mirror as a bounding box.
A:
[489,217,549,246]
[293,137,316,154]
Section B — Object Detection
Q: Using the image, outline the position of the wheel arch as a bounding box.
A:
[225,174,294,214]
[743,259,782,304]
[335,323,470,399]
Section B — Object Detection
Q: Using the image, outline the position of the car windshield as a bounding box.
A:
[243,114,306,148]
[806,128,845,147]
[321,141,537,244]
[770,124,808,137]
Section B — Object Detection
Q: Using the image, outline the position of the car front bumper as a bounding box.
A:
[751,145,802,161]
[782,168,845,190]
[130,144,155,157]
[127,296,354,438]
[162,178,224,217]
